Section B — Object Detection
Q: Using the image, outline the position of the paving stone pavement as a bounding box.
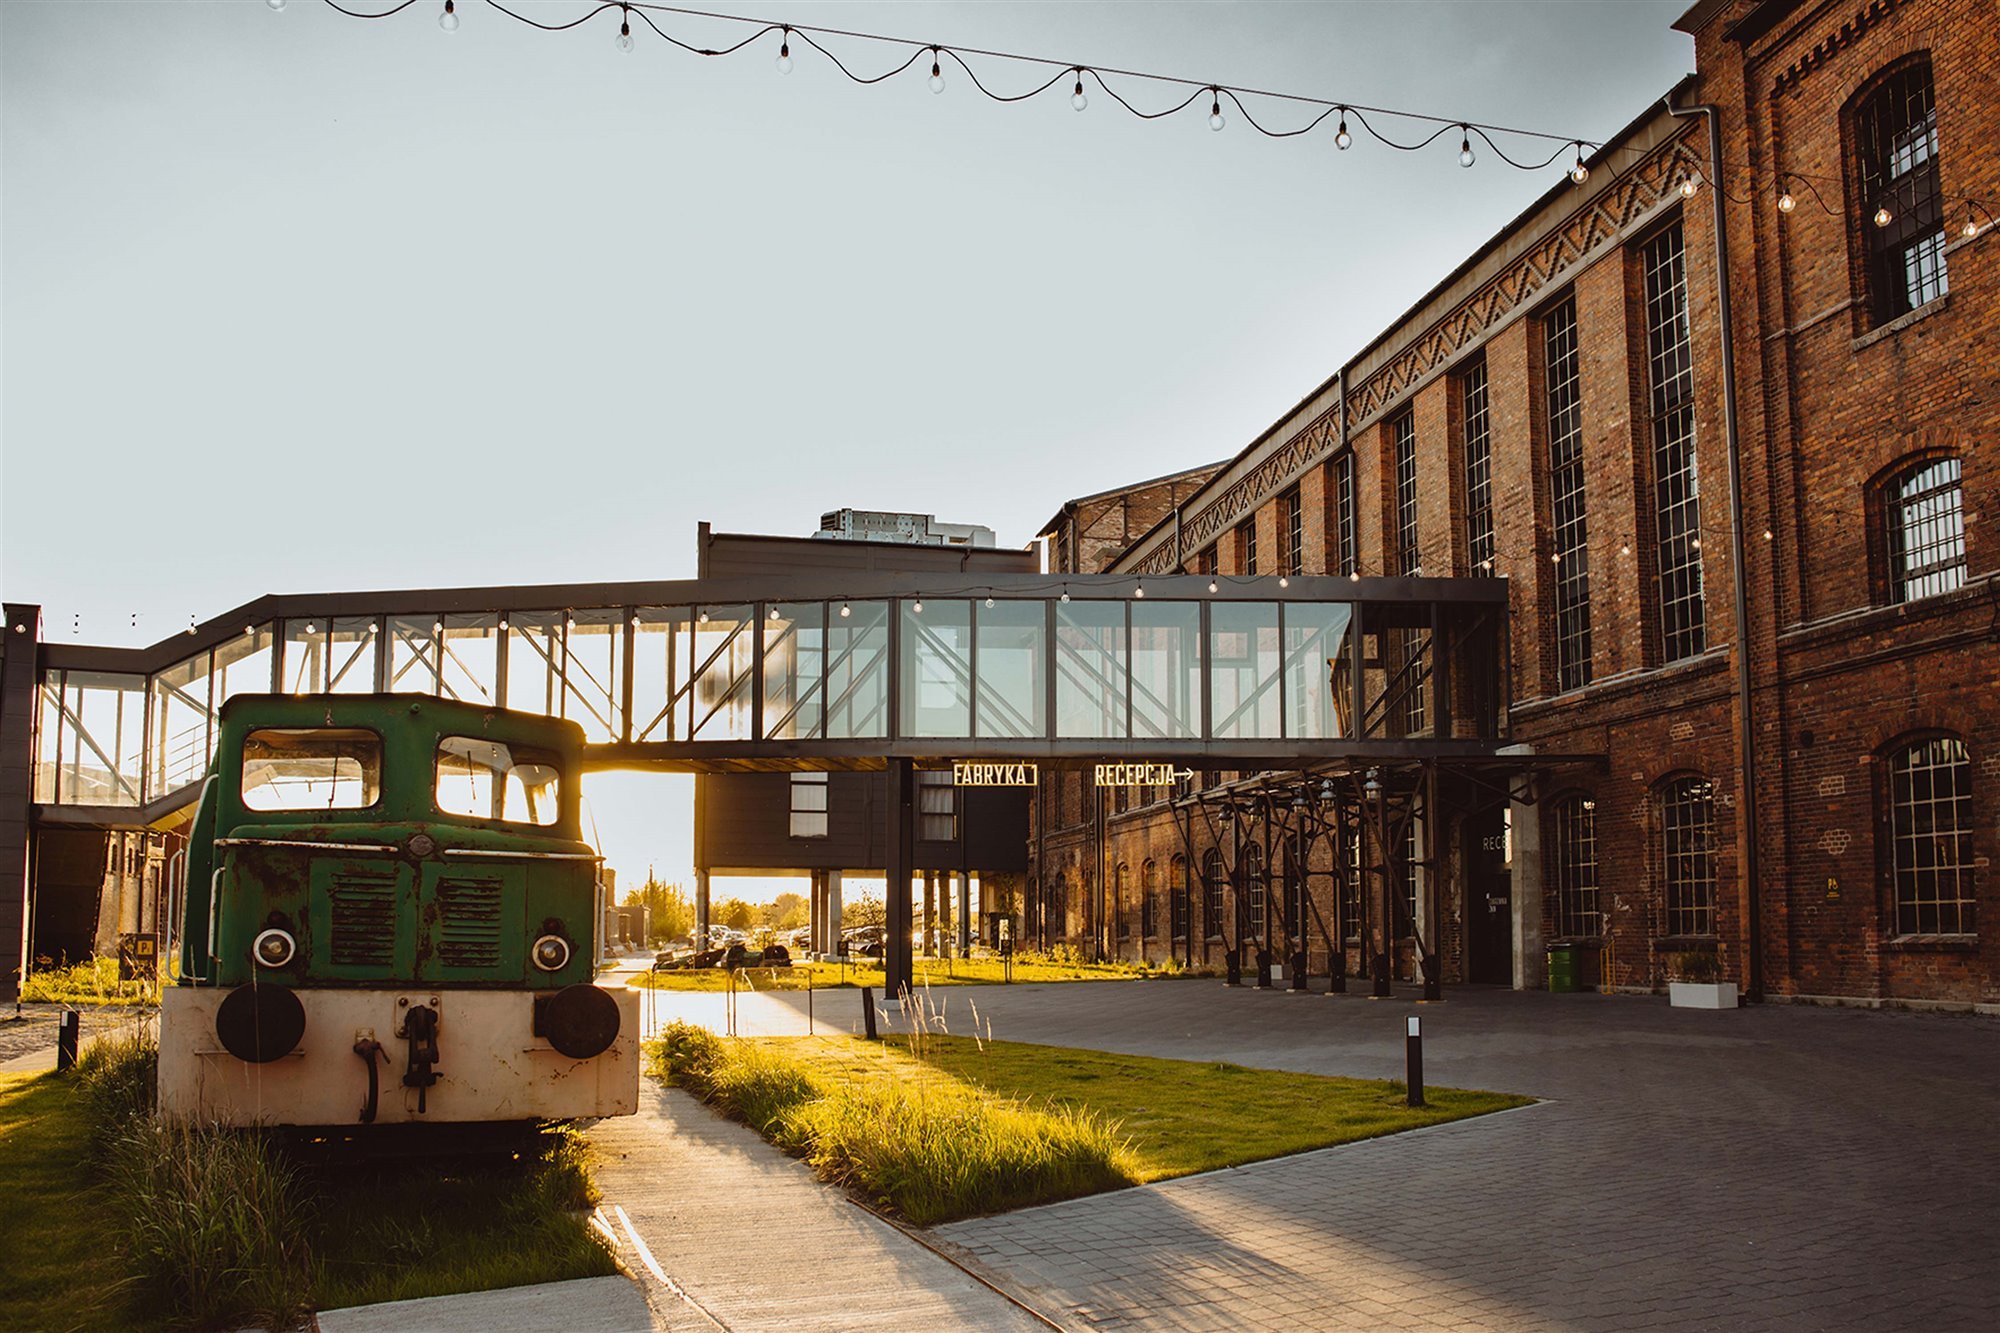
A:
[727,981,1998,1331]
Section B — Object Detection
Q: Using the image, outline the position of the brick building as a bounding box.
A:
[1033,0,1996,1009]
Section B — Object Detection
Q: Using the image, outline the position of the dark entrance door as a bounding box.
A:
[1465,806,1513,985]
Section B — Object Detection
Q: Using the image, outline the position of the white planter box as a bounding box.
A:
[1670,981,1740,1010]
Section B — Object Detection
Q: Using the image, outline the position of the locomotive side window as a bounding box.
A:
[434,736,563,826]
[240,728,383,811]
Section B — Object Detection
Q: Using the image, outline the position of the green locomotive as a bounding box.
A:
[158,694,638,1127]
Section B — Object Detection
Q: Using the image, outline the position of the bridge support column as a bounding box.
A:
[825,870,843,956]
[0,605,37,1006]
[1511,787,1544,991]
[694,869,710,947]
[956,871,971,953]
[884,760,914,1004]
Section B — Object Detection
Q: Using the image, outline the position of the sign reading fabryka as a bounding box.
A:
[952,761,1039,787]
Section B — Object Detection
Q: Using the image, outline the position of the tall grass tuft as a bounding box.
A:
[21,955,159,1005]
[71,1027,158,1155]
[651,1022,1134,1226]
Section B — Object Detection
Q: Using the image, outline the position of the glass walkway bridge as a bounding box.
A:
[14,572,1509,822]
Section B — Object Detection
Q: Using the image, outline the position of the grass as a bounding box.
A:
[630,952,1206,992]
[0,1034,615,1331]
[649,1022,1529,1225]
[0,1071,139,1333]
[19,956,160,1007]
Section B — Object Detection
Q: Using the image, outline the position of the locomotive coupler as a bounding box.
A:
[400,1003,441,1114]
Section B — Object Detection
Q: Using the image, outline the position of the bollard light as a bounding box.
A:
[1406,1014,1426,1107]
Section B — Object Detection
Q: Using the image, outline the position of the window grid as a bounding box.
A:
[1171,855,1189,939]
[1243,843,1266,942]
[1194,544,1218,576]
[1279,486,1304,577]
[1400,819,1420,938]
[1856,62,1947,323]
[1141,861,1158,938]
[1238,519,1259,576]
[1338,824,1362,943]
[1552,796,1601,937]
[789,771,828,838]
[1890,737,1976,936]
[1203,849,1226,940]
[1887,457,1967,602]
[1661,777,1717,937]
[1545,298,1593,690]
[1642,223,1707,662]
[1461,360,1495,574]
[1333,454,1358,576]
[917,768,956,841]
[1393,414,1426,735]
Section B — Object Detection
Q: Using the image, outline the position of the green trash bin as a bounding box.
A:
[1547,943,1579,993]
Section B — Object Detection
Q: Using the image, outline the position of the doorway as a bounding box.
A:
[1464,805,1513,985]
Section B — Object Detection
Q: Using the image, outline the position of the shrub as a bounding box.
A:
[1672,951,1723,983]
[20,956,158,1006]
[71,1028,158,1155]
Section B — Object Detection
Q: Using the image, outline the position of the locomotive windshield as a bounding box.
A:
[433,736,563,826]
[240,727,383,810]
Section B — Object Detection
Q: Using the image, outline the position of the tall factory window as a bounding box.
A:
[1330,453,1358,576]
[1641,222,1706,662]
[1551,795,1601,937]
[1888,736,1975,936]
[1884,456,1966,603]
[1851,58,1947,325]
[1278,485,1304,577]
[1392,412,1426,736]
[1660,776,1716,937]
[1460,358,1495,575]
[1545,296,1592,690]
[1202,848,1226,941]
[1237,518,1259,576]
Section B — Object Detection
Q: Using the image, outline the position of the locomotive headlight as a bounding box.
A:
[252,927,296,969]
[531,933,572,973]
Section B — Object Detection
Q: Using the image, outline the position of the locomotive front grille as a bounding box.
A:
[435,873,504,969]
[328,869,398,968]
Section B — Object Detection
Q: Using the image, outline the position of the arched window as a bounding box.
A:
[1283,847,1307,943]
[1883,456,1966,603]
[1115,863,1131,938]
[1169,854,1189,939]
[1242,843,1267,941]
[1851,57,1947,325]
[1337,822,1362,943]
[1202,849,1226,941]
[1888,737,1975,936]
[1551,794,1601,937]
[1140,860,1158,938]
[1659,776,1717,937]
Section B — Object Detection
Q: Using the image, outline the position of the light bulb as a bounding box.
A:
[1348,571,1360,582]
[245,625,256,636]
[1778,192,1796,213]
[1570,157,1589,185]
[1335,116,1351,150]
[776,34,793,75]
[1459,132,1475,168]
[439,0,458,32]
[1279,576,1290,588]
[839,603,852,618]
[1209,96,1225,132]
[1681,177,1700,199]
[698,610,710,624]
[1762,529,1774,542]
[304,623,317,634]
[913,600,924,614]
[1072,73,1088,111]
[1874,205,1892,226]
[769,606,780,620]
[629,616,639,628]
[616,20,633,53]
[1962,212,1979,239]
[1619,543,1631,557]
[1134,585,1146,599]
[930,55,945,94]
[985,597,995,609]
[1208,580,1219,594]
[267,0,286,10]
[1060,591,1070,603]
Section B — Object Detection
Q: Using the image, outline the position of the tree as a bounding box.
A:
[626,875,693,945]
[717,898,756,932]
[763,892,808,932]
[843,896,886,929]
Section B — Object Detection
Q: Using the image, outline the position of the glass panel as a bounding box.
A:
[150,651,214,796]
[504,613,564,717]
[789,771,829,837]
[240,727,382,811]
[763,603,825,741]
[280,618,326,694]
[437,614,500,707]
[433,736,562,826]
[326,618,381,694]
[387,616,442,695]
[826,601,889,740]
[34,677,59,804]
[631,608,692,742]
[975,601,1045,739]
[1283,604,1354,739]
[901,600,972,739]
[54,671,145,806]
[692,605,755,741]
[1210,603,1281,739]
[1131,602,1200,740]
[1055,601,1127,739]
[563,610,624,742]
[213,624,276,708]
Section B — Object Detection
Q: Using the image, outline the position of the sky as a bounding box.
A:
[0,0,1695,895]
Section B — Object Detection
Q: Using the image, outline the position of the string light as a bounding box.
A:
[985,596,996,608]
[1679,176,1699,199]
[1777,191,1796,213]
[267,0,286,10]
[1278,575,1290,588]
[1961,206,1980,239]
[698,609,710,623]
[439,0,457,33]
[304,1,1607,175]
[1874,204,1892,227]
[839,602,852,618]
[1208,580,1219,594]
[768,605,781,620]
[1569,143,1588,184]
[913,599,924,613]
[1060,590,1071,603]
[1133,583,1146,598]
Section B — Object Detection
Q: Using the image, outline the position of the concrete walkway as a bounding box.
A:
[0,1004,154,1077]
[590,1077,1043,1331]
[316,1276,654,1333]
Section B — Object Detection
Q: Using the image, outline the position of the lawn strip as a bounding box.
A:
[630,955,1206,992]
